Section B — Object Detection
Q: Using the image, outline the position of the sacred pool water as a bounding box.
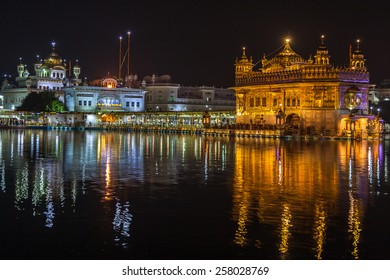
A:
[1,129,389,260]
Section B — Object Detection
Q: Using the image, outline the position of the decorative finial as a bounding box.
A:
[321,35,325,45]
[242,46,246,57]
[356,39,360,50]
[51,41,56,50]
[285,38,290,44]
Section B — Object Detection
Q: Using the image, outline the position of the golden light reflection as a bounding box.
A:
[204,140,209,181]
[348,190,362,259]
[231,139,382,257]
[314,202,326,259]
[233,191,249,247]
[97,134,102,162]
[232,143,249,247]
[279,203,292,258]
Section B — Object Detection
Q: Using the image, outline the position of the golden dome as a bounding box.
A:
[43,42,63,67]
[262,39,305,72]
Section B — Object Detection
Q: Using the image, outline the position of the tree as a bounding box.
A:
[46,99,65,112]
[17,91,66,112]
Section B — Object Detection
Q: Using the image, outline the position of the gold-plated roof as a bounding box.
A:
[44,51,63,67]
[262,40,305,72]
[43,43,63,67]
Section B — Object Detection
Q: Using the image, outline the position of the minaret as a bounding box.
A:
[34,55,42,77]
[350,39,366,70]
[73,59,81,79]
[17,57,24,78]
[314,35,331,65]
[23,65,29,77]
[72,59,81,86]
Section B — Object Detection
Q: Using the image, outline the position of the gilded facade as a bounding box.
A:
[233,37,382,137]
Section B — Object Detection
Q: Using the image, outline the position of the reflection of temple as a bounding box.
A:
[231,139,382,259]
[233,37,383,137]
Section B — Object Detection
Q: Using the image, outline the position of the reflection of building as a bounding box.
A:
[0,42,81,110]
[233,37,382,137]
[143,74,235,112]
[63,77,146,113]
[231,139,382,259]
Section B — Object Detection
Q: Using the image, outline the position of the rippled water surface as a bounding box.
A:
[1,129,390,260]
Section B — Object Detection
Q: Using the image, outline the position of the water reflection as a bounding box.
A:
[279,202,292,259]
[113,200,133,248]
[232,138,384,259]
[32,164,45,211]
[15,162,29,210]
[0,159,5,193]
[0,129,388,259]
[313,201,326,259]
[348,190,362,259]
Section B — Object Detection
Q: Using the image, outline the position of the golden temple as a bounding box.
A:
[232,36,383,138]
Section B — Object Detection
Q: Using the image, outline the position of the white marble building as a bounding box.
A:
[1,42,81,110]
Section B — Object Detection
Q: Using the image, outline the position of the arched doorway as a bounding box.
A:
[286,113,300,135]
[286,113,300,126]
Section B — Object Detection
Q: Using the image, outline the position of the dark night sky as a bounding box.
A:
[0,0,389,88]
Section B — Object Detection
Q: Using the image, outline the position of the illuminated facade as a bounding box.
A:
[0,42,81,110]
[143,74,235,112]
[63,77,146,113]
[233,37,382,137]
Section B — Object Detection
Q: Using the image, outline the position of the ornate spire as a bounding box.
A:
[241,46,247,60]
[235,46,253,75]
[350,39,366,70]
[44,41,63,66]
[314,35,330,65]
[278,38,296,56]
[261,38,305,72]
